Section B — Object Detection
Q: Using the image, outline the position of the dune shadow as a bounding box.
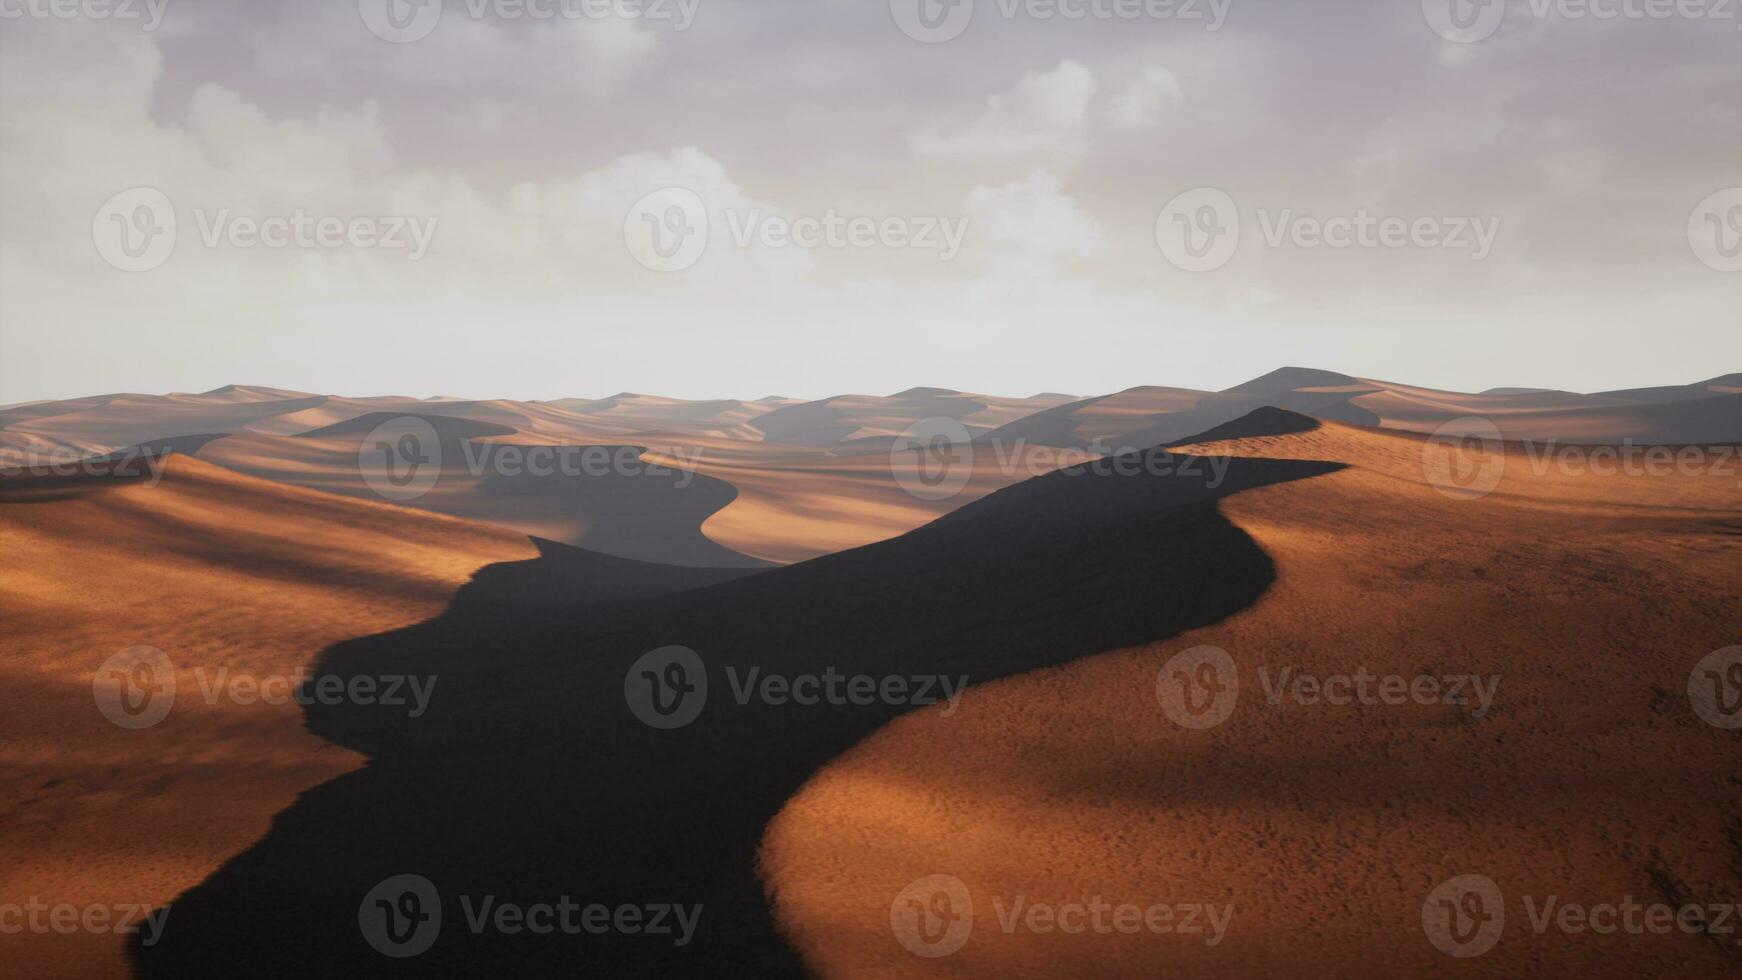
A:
[133,411,1343,978]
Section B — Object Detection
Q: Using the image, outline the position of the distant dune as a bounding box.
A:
[12,371,1731,568]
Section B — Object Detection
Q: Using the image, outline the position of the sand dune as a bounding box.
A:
[9,373,1736,569]
[193,416,767,568]
[126,410,1343,978]
[986,369,1741,451]
[0,454,534,980]
[7,393,1739,978]
[763,416,1742,979]
[750,389,1076,447]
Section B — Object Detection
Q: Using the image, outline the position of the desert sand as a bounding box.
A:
[763,418,1742,978]
[0,456,534,979]
[3,374,1738,978]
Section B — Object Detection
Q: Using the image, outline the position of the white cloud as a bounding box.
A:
[911,60,1096,164]
[964,171,1103,273]
[1105,67,1184,131]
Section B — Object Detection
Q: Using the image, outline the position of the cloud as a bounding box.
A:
[245,5,661,96]
[964,171,1103,272]
[1105,66,1184,131]
[910,60,1096,165]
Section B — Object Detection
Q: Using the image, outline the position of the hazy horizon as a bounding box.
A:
[7,362,1742,412]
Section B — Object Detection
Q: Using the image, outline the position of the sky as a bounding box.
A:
[0,0,1738,404]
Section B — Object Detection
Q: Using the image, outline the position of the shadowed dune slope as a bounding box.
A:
[762,417,1742,979]
[131,411,1341,978]
[0,454,536,980]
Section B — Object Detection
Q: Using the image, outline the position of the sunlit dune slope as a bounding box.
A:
[751,389,1073,446]
[0,455,534,980]
[763,418,1742,979]
[193,417,769,568]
